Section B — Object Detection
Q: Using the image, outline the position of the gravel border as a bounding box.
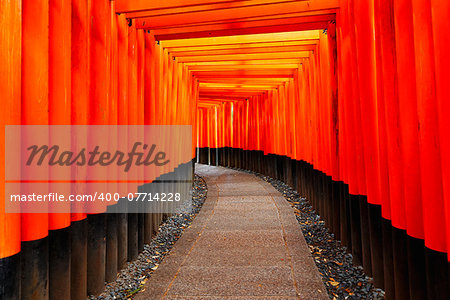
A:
[91,174,208,300]
[235,168,385,300]
[91,167,385,300]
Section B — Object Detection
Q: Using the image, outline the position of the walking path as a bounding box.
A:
[136,165,327,299]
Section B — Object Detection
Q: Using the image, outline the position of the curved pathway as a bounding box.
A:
[136,164,327,300]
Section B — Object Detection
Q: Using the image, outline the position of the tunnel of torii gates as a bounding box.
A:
[1,0,450,299]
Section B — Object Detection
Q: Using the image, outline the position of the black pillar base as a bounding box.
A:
[49,227,70,300]
[392,226,410,300]
[425,247,449,300]
[87,213,106,296]
[105,211,118,283]
[0,252,20,300]
[407,235,427,299]
[382,218,396,299]
[368,204,384,289]
[71,218,87,300]
[340,183,352,252]
[117,211,128,270]
[349,194,362,266]
[359,196,372,277]
[21,237,48,300]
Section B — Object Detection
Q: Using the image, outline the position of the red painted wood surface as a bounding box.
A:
[0,0,22,257]
[21,0,49,242]
[1,0,450,264]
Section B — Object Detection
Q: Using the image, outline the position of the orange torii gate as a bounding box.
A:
[1,0,450,299]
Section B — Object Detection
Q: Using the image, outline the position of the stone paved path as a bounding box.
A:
[136,165,327,300]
